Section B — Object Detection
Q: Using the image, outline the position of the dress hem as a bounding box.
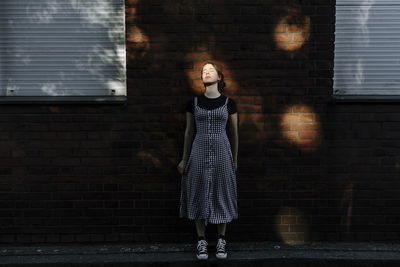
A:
[179,215,238,225]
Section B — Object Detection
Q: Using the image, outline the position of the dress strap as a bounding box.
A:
[194,96,198,107]
[225,96,229,106]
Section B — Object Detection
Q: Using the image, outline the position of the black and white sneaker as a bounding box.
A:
[216,237,227,259]
[196,239,208,260]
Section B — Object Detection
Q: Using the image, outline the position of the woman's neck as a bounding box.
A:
[204,85,220,98]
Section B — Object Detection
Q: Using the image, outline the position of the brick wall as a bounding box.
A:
[1,0,399,244]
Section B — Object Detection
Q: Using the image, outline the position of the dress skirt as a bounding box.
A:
[179,96,238,226]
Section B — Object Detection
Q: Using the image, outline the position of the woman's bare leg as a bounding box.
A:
[217,223,226,236]
[195,219,206,238]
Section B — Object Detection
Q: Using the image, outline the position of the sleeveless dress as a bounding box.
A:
[179,96,238,226]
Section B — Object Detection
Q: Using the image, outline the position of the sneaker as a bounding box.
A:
[216,237,227,259]
[196,239,208,260]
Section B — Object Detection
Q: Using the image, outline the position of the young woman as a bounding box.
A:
[177,62,239,260]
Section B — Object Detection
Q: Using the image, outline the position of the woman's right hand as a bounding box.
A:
[177,159,187,175]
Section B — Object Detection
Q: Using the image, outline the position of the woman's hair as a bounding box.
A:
[201,62,226,94]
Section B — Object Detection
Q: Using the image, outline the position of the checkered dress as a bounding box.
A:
[179,96,238,226]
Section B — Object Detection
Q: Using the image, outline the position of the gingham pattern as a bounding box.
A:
[179,96,238,226]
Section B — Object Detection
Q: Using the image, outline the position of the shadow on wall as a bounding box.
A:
[128,0,399,243]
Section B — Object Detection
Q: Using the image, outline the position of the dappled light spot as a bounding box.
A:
[126,25,150,60]
[280,104,322,152]
[41,82,63,96]
[137,150,161,166]
[275,207,309,245]
[273,9,311,52]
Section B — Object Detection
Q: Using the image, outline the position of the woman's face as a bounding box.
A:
[202,64,220,83]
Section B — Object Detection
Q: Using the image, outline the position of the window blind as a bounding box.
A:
[0,0,126,100]
[334,0,400,98]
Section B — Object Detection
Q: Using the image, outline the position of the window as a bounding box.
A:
[333,0,400,102]
[0,0,126,103]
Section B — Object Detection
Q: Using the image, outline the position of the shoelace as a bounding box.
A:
[197,240,208,254]
[216,238,226,252]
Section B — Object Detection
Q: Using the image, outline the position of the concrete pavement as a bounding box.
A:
[1,241,400,266]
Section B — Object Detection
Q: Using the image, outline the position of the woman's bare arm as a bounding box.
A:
[182,112,195,162]
[228,113,239,164]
